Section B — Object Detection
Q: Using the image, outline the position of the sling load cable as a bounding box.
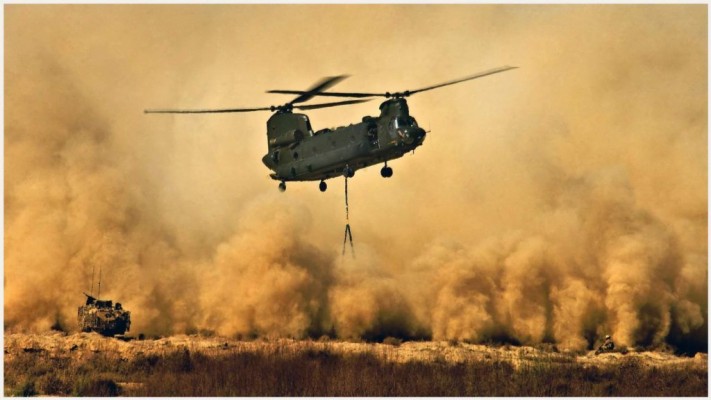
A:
[342,174,355,259]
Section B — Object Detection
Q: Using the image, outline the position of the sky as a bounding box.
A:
[4,4,707,352]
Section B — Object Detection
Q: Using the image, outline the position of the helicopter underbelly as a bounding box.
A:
[271,143,410,182]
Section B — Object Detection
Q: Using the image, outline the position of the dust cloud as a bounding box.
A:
[5,5,707,352]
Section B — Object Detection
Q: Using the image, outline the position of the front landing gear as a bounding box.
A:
[380,163,393,178]
[343,165,355,178]
[278,181,286,192]
[319,180,327,192]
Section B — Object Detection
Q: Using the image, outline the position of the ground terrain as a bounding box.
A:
[4,332,708,396]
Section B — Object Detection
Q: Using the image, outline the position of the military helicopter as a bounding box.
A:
[145,66,517,192]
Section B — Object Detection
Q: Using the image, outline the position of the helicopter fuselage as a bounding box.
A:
[262,98,426,182]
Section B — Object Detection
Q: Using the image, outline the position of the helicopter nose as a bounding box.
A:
[413,128,426,143]
[400,128,426,145]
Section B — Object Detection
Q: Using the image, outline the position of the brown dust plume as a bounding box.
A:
[4,5,707,352]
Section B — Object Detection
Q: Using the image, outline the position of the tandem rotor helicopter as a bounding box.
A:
[145,66,517,192]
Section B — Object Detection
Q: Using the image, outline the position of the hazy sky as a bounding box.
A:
[5,5,707,350]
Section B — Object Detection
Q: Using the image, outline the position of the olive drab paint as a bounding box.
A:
[261,98,426,183]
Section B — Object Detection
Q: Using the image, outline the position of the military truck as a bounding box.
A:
[78,293,131,336]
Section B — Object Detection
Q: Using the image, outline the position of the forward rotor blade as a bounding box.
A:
[295,98,372,110]
[407,66,518,96]
[289,75,349,105]
[269,89,379,99]
[144,106,272,114]
[268,66,518,99]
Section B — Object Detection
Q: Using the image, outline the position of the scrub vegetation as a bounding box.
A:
[4,337,707,397]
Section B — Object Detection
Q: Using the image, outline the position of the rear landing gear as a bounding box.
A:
[278,181,286,192]
[381,163,393,178]
[319,180,327,192]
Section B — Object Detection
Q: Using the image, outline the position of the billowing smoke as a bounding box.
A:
[5,5,706,352]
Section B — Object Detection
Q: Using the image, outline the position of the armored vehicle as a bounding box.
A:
[78,293,131,336]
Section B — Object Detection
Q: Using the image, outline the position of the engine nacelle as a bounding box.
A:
[269,129,304,147]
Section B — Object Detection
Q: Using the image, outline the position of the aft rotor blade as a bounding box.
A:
[295,98,372,110]
[144,106,272,114]
[289,75,349,105]
[406,66,518,96]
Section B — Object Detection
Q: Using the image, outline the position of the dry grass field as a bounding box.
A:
[4,332,707,396]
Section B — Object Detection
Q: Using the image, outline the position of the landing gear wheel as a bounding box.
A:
[319,180,327,192]
[381,166,393,178]
[278,181,286,192]
[343,165,355,178]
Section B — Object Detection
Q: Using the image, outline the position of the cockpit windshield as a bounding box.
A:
[393,117,418,129]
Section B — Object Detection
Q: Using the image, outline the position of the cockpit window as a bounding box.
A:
[393,117,420,128]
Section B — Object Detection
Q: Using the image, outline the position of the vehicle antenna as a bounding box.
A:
[342,174,355,258]
[90,264,95,297]
[97,264,102,300]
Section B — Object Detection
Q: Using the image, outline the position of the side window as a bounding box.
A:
[389,118,399,139]
[367,124,378,146]
[391,117,408,130]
